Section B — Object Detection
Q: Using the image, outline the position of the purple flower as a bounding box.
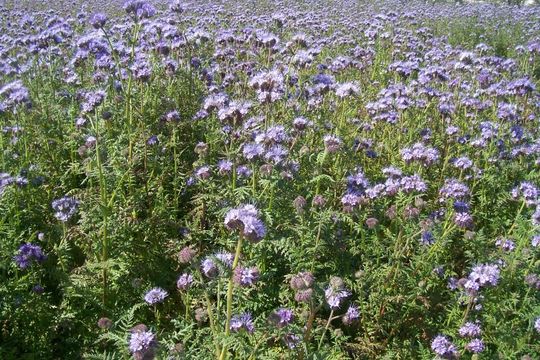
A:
[431,335,458,359]
[218,101,252,124]
[264,145,288,165]
[453,201,470,213]
[391,175,422,195]
[447,277,458,290]
[532,235,540,248]
[342,305,360,325]
[454,212,473,229]
[230,313,255,333]
[176,273,194,291]
[236,165,252,178]
[511,182,539,206]
[459,322,481,338]
[323,135,342,153]
[201,258,218,278]
[217,160,233,175]
[269,308,294,328]
[144,287,168,305]
[453,156,473,170]
[341,193,360,208]
[195,166,211,180]
[466,339,484,353]
[496,238,515,252]
[124,1,156,19]
[464,263,500,293]
[293,117,313,131]
[439,179,469,201]
[325,286,350,309]
[242,143,264,161]
[129,328,157,358]
[233,266,259,287]
[335,82,360,98]
[420,231,434,246]
[215,251,234,268]
[347,169,370,195]
[224,205,266,242]
[533,206,540,226]
[89,13,107,29]
[147,135,158,146]
[52,196,80,222]
[283,333,301,349]
[81,90,105,113]
[14,243,47,269]
[535,317,540,333]
[382,166,403,178]
[400,143,439,166]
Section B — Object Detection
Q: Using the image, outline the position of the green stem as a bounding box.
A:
[219,233,244,360]
[317,309,335,351]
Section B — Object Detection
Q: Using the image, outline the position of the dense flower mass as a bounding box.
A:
[1,0,540,358]
[464,264,501,293]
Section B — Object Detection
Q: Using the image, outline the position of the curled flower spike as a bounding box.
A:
[224,204,266,242]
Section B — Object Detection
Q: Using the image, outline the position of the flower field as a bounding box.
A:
[1,0,540,358]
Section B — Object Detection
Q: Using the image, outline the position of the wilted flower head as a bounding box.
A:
[97,317,113,329]
[52,196,79,222]
[144,287,168,305]
[294,288,313,303]
[178,246,197,264]
[312,195,326,208]
[290,271,315,290]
